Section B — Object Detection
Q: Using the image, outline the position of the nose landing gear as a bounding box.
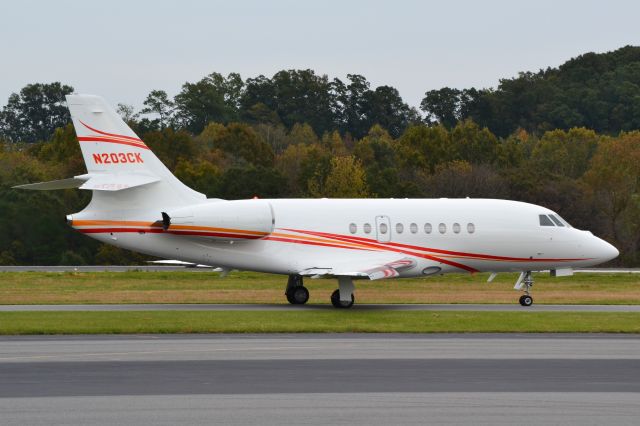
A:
[519,294,533,307]
[515,271,534,307]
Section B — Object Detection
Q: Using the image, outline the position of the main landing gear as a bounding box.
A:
[285,275,356,308]
[516,271,534,307]
[285,275,309,305]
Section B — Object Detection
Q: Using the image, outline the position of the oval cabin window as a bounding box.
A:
[410,223,418,234]
[424,223,432,234]
[379,223,388,234]
[467,223,475,234]
[363,223,372,234]
[349,223,357,234]
[453,223,461,234]
[438,223,446,234]
[396,223,404,234]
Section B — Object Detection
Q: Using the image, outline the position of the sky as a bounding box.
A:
[1,0,638,110]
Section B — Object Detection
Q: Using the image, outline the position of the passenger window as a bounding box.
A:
[379,223,388,234]
[467,223,475,234]
[349,223,357,234]
[363,223,372,234]
[539,215,554,226]
[453,223,461,234]
[424,223,432,234]
[438,223,446,234]
[410,223,418,234]
[396,223,404,234]
[549,215,565,227]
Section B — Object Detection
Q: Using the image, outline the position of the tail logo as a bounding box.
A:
[78,120,149,150]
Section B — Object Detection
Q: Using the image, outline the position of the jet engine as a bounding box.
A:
[161,199,274,241]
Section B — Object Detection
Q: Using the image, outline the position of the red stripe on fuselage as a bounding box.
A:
[275,229,477,272]
[284,228,587,263]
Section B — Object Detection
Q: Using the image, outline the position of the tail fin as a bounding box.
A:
[65,94,205,208]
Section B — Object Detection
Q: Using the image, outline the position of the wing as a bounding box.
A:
[299,257,416,280]
[147,260,222,270]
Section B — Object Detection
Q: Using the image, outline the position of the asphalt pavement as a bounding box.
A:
[0,334,639,425]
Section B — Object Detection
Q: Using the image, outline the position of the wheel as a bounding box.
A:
[331,289,354,308]
[287,286,309,305]
[519,294,533,307]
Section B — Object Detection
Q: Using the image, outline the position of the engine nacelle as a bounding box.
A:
[163,199,274,241]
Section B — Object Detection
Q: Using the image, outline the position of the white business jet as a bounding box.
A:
[15,95,619,308]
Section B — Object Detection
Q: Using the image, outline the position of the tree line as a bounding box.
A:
[0,46,639,265]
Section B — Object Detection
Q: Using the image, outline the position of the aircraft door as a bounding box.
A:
[375,215,391,243]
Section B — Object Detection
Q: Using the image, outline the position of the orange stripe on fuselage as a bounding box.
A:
[284,228,589,263]
[270,232,373,251]
[71,220,268,237]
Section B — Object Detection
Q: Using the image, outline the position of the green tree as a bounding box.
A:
[0,82,74,142]
[143,128,198,170]
[353,125,401,197]
[141,90,175,129]
[200,123,274,167]
[241,69,337,136]
[308,155,369,197]
[420,161,508,198]
[218,166,287,199]
[396,124,452,173]
[174,72,243,133]
[420,87,462,128]
[37,124,85,176]
[450,120,498,165]
[583,131,640,263]
[530,128,601,178]
[173,159,221,196]
[286,123,320,146]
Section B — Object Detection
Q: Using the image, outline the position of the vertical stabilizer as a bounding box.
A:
[65,94,205,209]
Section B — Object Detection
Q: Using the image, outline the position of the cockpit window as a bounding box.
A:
[548,215,564,227]
[539,215,554,226]
[555,214,572,228]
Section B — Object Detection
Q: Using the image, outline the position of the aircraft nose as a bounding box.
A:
[595,237,619,262]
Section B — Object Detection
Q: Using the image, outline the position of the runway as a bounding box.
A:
[2,303,640,311]
[1,334,639,425]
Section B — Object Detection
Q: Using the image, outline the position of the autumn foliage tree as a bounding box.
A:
[2,46,640,264]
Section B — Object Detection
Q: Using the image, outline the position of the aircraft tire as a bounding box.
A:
[331,289,354,308]
[287,286,309,305]
[519,295,533,307]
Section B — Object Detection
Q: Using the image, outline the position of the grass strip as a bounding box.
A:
[1,311,640,334]
[1,271,640,305]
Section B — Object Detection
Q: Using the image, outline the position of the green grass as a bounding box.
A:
[1,311,640,334]
[0,271,639,305]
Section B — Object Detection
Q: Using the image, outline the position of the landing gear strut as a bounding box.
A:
[285,275,309,305]
[517,271,534,307]
[331,277,355,308]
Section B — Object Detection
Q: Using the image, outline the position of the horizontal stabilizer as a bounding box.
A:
[78,173,160,191]
[13,177,87,190]
[14,173,160,192]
